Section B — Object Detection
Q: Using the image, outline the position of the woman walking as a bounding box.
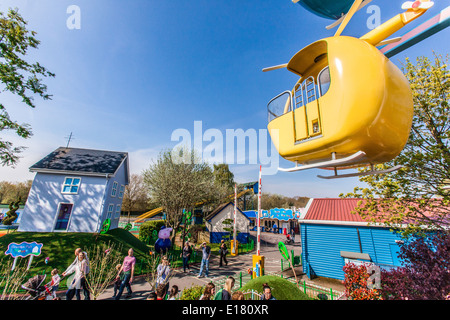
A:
[200,282,215,300]
[181,241,192,272]
[64,251,88,300]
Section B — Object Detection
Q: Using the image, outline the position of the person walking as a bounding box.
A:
[260,283,276,300]
[112,264,122,299]
[62,248,90,300]
[197,242,211,278]
[219,240,228,267]
[168,285,179,300]
[181,241,192,273]
[48,268,61,300]
[64,251,88,300]
[200,282,215,300]
[156,255,171,293]
[115,248,136,300]
[221,276,235,300]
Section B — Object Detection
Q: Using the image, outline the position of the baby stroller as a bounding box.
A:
[21,275,52,300]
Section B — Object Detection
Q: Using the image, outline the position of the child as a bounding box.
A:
[49,269,61,300]
[113,264,122,298]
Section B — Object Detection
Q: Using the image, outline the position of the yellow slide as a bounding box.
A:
[134,207,163,223]
[133,188,252,223]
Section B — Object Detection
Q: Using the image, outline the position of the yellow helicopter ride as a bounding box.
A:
[264,0,435,179]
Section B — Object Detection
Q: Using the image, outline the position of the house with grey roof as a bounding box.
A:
[18,147,129,233]
[205,202,251,244]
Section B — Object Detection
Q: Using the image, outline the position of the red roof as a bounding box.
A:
[303,198,365,222]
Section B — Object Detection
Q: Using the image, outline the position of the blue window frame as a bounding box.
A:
[62,177,81,194]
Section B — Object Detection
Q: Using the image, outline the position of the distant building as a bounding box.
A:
[18,147,129,233]
[205,202,251,243]
[299,198,404,280]
[244,208,302,234]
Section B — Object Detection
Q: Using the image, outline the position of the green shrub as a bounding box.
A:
[239,275,310,300]
[180,284,204,300]
[139,220,166,241]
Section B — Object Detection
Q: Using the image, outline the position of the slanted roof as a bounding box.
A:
[30,147,129,181]
[243,210,257,219]
[205,202,251,222]
[302,198,364,223]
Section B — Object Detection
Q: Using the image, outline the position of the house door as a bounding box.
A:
[54,203,73,231]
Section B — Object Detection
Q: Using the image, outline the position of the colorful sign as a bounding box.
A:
[5,241,43,270]
[5,241,43,258]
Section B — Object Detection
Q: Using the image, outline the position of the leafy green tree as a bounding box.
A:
[342,53,449,236]
[213,163,234,191]
[142,148,215,242]
[0,8,55,166]
[0,180,32,204]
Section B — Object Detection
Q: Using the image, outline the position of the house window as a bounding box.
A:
[111,181,118,197]
[107,204,114,219]
[119,185,125,198]
[62,177,81,194]
[115,204,121,219]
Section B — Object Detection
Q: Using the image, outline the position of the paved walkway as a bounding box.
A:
[57,232,342,300]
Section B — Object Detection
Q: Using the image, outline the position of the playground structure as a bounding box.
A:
[134,184,257,223]
[265,0,442,179]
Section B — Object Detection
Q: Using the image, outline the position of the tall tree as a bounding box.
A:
[0,8,55,166]
[142,148,214,242]
[122,174,153,219]
[343,53,449,236]
[0,180,32,204]
[213,163,234,191]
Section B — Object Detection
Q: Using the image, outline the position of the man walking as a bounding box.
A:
[197,242,211,278]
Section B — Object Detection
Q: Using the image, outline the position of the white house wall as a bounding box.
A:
[100,163,128,231]
[209,204,250,233]
[18,173,107,233]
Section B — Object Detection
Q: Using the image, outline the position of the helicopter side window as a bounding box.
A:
[304,77,317,103]
[318,66,330,97]
[267,91,293,122]
[294,83,304,109]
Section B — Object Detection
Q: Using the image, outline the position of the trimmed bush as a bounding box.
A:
[180,284,204,300]
[239,275,310,300]
[139,219,166,241]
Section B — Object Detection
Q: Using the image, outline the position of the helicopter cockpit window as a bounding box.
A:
[267,91,293,122]
[318,66,330,97]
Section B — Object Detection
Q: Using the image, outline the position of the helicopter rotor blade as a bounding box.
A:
[326,0,372,30]
[334,0,364,36]
[262,63,288,72]
[375,37,402,46]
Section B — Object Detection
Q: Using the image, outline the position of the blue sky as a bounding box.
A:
[0,0,449,198]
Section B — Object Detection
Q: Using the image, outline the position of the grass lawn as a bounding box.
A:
[0,228,151,277]
[239,275,311,300]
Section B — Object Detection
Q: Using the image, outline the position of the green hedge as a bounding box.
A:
[139,220,166,241]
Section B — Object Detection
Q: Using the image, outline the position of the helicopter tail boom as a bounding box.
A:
[360,1,434,46]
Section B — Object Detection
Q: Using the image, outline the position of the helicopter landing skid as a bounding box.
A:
[317,165,403,179]
[278,151,368,173]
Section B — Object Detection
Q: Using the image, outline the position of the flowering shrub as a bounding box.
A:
[343,262,382,300]
[380,232,450,300]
